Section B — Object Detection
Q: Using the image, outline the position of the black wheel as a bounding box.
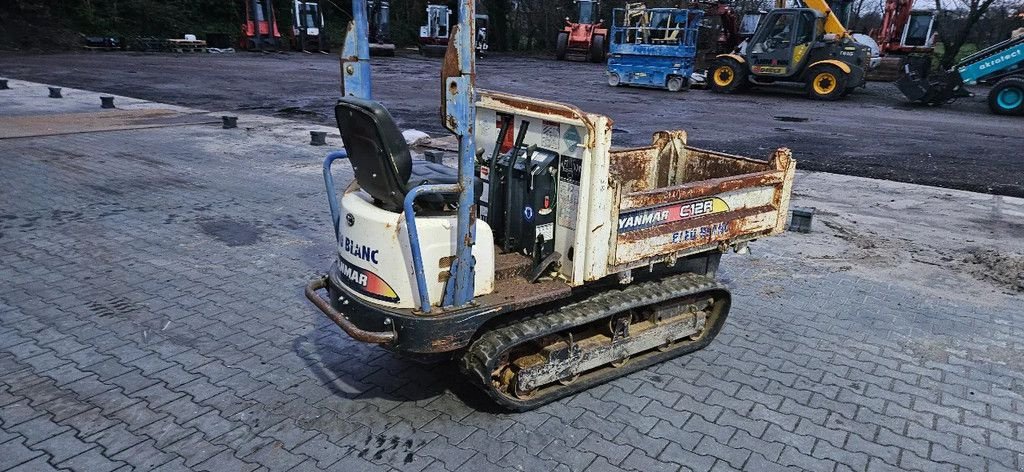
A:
[666,75,688,92]
[556,32,568,60]
[589,34,606,63]
[608,72,621,87]
[988,76,1024,116]
[806,64,849,101]
[708,58,748,94]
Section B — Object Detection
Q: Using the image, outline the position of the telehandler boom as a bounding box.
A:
[308,0,797,410]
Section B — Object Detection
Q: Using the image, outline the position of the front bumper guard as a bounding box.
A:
[305,276,397,344]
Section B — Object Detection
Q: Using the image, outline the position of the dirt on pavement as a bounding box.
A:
[0,50,1022,197]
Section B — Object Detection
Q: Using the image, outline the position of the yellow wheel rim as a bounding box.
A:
[713,66,734,87]
[813,72,838,95]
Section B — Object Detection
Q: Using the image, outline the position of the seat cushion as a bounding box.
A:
[408,160,484,207]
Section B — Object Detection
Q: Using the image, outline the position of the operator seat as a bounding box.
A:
[334,97,475,212]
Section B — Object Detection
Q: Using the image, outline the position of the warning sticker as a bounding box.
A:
[559,155,583,185]
[542,121,560,151]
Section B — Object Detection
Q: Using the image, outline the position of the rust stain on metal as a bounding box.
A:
[622,170,784,211]
[431,334,460,351]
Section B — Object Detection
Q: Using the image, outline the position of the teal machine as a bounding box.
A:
[898,35,1024,115]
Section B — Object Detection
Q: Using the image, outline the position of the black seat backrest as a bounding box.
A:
[334,98,412,211]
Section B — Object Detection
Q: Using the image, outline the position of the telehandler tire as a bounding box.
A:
[556,32,569,60]
[590,34,607,63]
[988,76,1024,115]
[806,64,848,101]
[708,58,748,94]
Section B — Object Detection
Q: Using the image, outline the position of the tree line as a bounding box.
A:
[2,0,1021,59]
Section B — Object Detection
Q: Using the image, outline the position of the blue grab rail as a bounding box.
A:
[403,184,462,313]
[323,150,461,313]
[322,150,349,243]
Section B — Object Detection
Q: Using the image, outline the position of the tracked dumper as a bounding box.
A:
[308,0,796,410]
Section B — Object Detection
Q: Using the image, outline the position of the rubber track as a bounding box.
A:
[460,272,730,411]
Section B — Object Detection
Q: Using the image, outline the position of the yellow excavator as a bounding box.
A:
[709,0,871,100]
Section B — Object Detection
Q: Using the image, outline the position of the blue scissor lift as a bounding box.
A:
[607,6,704,92]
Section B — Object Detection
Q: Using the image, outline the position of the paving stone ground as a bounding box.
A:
[1,85,1022,471]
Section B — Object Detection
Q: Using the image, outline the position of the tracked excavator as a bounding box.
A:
[708,0,871,99]
[307,0,796,410]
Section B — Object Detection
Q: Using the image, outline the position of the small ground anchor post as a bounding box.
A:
[100,96,116,109]
[789,207,815,233]
[0,80,9,90]
[310,131,328,146]
[424,150,445,164]
[48,87,62,98]
[222,116,238,129]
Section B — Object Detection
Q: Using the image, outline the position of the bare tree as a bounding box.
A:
[932,0,1022,68]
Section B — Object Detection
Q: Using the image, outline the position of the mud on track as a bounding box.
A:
[1,50,1021,196]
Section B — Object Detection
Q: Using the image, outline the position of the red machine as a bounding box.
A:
[556,0,608,63]
[694,1,742,70]
[870,0,935,80]
[241,0,283,51]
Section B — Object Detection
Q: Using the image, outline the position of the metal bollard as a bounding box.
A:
[48,87,62,98]
[424,150,445,164]
[310,131,328,146]
[0,79,9,90]
[789,208,815,233]
[222,116,238,129]
[100,96,116,109]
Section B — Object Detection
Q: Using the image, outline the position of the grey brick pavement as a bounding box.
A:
[1,114,1022,471]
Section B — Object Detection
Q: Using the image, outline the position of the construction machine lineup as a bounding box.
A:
[231,0,1020,114]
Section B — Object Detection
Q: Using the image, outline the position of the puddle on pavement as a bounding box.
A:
[199,218,263,247]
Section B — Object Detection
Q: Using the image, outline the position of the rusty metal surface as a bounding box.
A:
[620,170,786,210]
[0,109,218,139]
[611,142,796,266]
[305,276,397,344]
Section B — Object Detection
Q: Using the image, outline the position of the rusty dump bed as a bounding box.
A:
[609,130,795,271]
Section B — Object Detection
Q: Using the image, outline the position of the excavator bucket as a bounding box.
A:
[896,55,969,106]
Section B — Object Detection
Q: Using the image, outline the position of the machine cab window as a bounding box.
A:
[751,12,794,53]
[749,11,815,54]
[577,0,597,25]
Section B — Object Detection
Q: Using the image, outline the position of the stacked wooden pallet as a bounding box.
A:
[166,39,208,53]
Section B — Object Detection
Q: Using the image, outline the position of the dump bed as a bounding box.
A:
[608,131,795,270]
[474,90,795,287]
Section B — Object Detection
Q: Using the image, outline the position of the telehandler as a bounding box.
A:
[708,0,871,100]
[308,0,796,410]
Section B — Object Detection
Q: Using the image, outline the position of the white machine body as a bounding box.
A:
[336,185,495,310]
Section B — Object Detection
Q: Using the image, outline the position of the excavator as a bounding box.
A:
[290,1,328,53]
[308,0,796,410]
[419,4,489,57]
[708,0,871,100]
[368,0,395,56]
[868,0,935,81]
[241,0,282,51]
[897,33,1024,115]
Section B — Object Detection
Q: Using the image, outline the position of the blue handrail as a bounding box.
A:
[322,150,349,243]
[403,183,462,313]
